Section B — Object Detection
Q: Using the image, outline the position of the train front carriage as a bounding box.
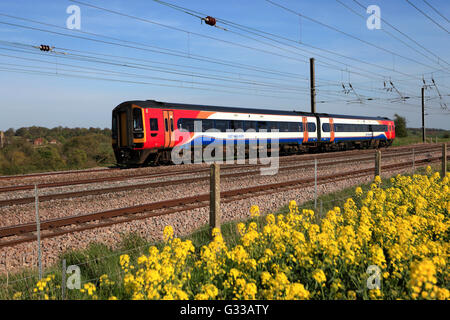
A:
[112,102,160,166]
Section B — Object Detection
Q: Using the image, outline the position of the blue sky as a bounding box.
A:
[0,0,449,130]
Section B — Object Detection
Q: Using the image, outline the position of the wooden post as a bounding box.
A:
[443,143,447,178]
[62,259,66,300]
[375,150,381,177]
[209,163,221,238]
[314,158,317,210]
[5,253,8,287]
[34,185,42,280]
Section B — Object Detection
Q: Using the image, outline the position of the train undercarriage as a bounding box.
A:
[115,138,394,167]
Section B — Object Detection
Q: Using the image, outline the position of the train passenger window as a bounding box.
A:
[279,122,289,132]
[177,119,193,132]
[215,120,229,132]
[133,108,143,132]
[164,118,168,132]
[202,119,214,132]
[112,117,118,139]
[322,123,330,132]
[170,118,174,131]
[230,120,244,130]
[308,123,316,132]
[149,118,158,131]
[257,121,267,131]
[244,121,257,131]
[269,122,279,131]
[289,122,302,132]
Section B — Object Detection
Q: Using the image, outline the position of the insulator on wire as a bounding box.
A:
[204,16,216,26]
[39,45,51,52]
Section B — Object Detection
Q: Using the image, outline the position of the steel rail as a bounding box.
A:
[0,144,442,194]
[0,146,441,208]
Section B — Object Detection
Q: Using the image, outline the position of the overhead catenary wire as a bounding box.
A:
[0,41,349,95]
[264,0,445,72]
[0,10,408,89]
[352,0,450,68]
[151,0,444,82]
[0,39,318,86]
[66,1,330,68]
[1,39,410,100]
[0,65,310,101]
[405,0,449,34]
[422,0,450,24]
[0,50,314,96]
[335,0,450,71]
[72,0,408,83]
[0,14,308,80]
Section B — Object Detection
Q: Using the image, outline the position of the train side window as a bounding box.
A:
[289,122,302,132]
[308,123,316,132]
[244,120,257,131]
[322,123,330,132]
[149,118,158,131]
[231,120,243,130]
[170,118,174,131]
[164,118,168,132]
[112,116,118,139]
[258,121,267,131]
[215,120,228,132]
[269,122,279,131]
[202,119,214,132]
[177,118,194,132]
[133,108,143,132]
[279,122,289,132]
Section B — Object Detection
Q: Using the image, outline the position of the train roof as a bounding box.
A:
[120,100,391,121]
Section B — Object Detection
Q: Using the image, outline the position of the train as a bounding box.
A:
[112,100,395,166]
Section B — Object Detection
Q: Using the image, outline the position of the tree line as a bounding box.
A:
[0,126,115,175]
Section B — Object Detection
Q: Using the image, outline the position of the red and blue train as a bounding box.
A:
[112,100,395,166]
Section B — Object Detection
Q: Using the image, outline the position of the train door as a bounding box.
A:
[119,111,128,147]
[163,110,175,148]
[302,117,308,143]
[329,118,335,143]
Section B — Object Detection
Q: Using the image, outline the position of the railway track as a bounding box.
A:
[0,166,118,181]
[0,145,441,208]
[0,144,441,194]
[0,153,445,248]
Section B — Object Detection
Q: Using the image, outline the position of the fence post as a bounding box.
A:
[4,253,8,287]
[375,150,381,177]
[412,148,415,174]
[443,143,447,178]
[61,259,66,300]
[314,158,317,210]
[34,184,42,280]
[319,199,323,218]
[209,163,221,238]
